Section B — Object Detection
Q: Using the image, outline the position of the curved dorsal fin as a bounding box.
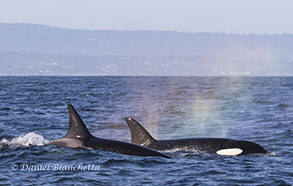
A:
[65,103,93,140]
[124,117,156,146]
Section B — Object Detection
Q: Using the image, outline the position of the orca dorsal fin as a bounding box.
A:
[65,103,93,140]
[125,117,156,146]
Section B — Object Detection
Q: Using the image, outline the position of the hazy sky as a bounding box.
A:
[0,0,292,34]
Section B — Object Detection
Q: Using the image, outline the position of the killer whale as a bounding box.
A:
[125,117,268,156]
[48,104,170,158]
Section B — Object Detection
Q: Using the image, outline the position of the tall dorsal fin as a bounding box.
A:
[125,117,156,146]
[65,103,93,140]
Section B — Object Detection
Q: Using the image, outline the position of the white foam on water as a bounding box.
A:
[160,147,192,153]
[0,132,49,147]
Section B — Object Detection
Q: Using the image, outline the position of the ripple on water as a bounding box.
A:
[0,76,292,185]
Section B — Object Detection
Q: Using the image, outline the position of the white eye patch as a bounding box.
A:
[216,148,243,156]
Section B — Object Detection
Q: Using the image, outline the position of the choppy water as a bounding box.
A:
[0,76,292,185]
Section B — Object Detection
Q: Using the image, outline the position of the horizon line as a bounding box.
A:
[1,21,292,36]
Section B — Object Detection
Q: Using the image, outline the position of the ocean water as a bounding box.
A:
[0,76,292,186]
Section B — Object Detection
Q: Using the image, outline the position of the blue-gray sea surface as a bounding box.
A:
[0,76,292,186]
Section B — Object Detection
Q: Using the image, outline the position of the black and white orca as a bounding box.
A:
[125,117,268,156]
[48,104,170,158]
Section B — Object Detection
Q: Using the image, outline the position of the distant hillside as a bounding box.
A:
[0,23,292,76]
[2,23,293,57]
[0,52,292,76]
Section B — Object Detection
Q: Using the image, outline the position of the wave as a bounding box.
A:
[0,132,49,148]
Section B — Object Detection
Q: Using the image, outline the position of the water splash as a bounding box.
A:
[0,132,49,148]
[191,96,228,137]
